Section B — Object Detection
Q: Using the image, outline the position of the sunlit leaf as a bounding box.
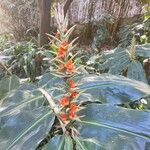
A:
[127,60,148,83]
[0,75,20,99]
[44,135,73,150]
[77,104,150,150]
[76,74,150,104]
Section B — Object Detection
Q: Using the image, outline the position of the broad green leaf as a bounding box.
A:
[77,104,150,150]
[136,44,150,58]
[127,60,148,83]
[64,136,73,150]
[98,44,150,82]
[0,84,43,117]
[108,56,130,75]
[0,108,54,150]
[95,87,135,104]
[0,75,20,99]
[0,84,55,150]
[0,73,69,150]
[74,137,106,150]
[100,49,128,71]
[38,73,64,89]
[38,73,65,100]
[76,74,150,104]
[99,49,130,74]
[99,57,115,70]
[44,135,73,150]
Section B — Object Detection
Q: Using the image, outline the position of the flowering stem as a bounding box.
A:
[39,88,68,134]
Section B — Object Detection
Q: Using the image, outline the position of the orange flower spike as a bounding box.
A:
[59,96,70,107]
[71,91,78,98]
[59,113,68,122]
[70,103,78,113]
[68,79,76,88]
[64,60,74,74]
[57,47,66,58]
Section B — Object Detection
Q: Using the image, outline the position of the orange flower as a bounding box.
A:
[59,113,68,122]
[64,60,74,74]
[71,92,78,98]
[68,79,76,88]
[57,47,66,58]
[61,40,68,49]
[70,103,78,113]
[59,96,70,106]
[69,111,76,119]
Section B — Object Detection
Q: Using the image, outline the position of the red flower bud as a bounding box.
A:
[59,96,70,106]
[71,92,78,98]
[68,79,76,88]
[60,40,68,49]
[64,60,74,74]
[57,47,66,58]
[70,103,78,113]
[69,111,76,119]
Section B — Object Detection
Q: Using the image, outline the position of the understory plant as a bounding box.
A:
[87,37,150,84]
[0,4,150,150]
[118,4,150,47]
[0,41,52,81]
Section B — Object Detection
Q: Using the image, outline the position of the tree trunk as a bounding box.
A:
[38,0,51,46]
[64,0,74,17]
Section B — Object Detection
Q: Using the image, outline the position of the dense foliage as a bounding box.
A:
[0,2,150,150]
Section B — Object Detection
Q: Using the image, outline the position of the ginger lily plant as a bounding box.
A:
[0,4,150,150]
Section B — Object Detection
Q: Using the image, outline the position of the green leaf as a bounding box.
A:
[77,104,150,150]
[99,44,150,81]
[0,84,55,150]
[39,50,54,58]
[64,136,73,150]
[127,60,148,83]
[108,56,130,75]
[0,84,43,117]
[38,73,65,100]
[77,74,150,104]
[136,44,150,58]
[74,137,105,150]
[0,75,20,99]
[99,49,130,74]
[38,73,64,89]
[44,135,73,150]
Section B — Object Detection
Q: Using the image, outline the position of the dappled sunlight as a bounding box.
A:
[0,1,150,150]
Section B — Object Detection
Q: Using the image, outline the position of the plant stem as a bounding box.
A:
[0,62,12,75]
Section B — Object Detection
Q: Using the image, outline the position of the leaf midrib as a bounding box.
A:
[5,110,53,150]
